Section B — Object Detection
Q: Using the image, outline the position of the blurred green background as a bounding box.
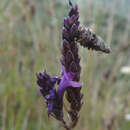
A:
[0,0,130,130]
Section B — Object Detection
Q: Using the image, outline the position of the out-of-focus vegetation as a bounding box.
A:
[0,0,130,130]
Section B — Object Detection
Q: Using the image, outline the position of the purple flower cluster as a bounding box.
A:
[36,66,82,120]
[36,72,63,120]
[36,0,111,129]
[37,1,83,122]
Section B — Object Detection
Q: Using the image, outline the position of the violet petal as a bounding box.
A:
[57,66,82,100]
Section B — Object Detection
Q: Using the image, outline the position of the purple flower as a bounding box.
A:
[36,66,82,120]
[36,0,111,129]
[57,66,82,100]
[36,72,63,120]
